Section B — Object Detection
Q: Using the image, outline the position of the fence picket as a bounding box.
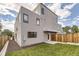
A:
[52,33,79,43]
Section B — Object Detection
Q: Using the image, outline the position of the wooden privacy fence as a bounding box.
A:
[52,33,79,43]
[0,35,10,50]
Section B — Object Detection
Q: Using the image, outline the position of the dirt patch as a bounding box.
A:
[6,40,21,52]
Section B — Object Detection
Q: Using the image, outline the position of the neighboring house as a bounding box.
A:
[14,3,63,47]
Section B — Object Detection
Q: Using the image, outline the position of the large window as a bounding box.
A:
[36,18,40,25]
[23,13,29,23]
[28,32,37,38]
[41,7,44,15]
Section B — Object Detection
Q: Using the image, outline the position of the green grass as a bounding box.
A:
[6,43,79,56]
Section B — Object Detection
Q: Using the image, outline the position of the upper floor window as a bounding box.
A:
[36,18,40,25]
[41,7,44,15]
[23,13,29,23]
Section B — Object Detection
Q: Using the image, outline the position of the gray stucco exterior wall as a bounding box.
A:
[15,3,63,47]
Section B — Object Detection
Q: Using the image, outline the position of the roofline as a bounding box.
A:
[33,3,40,11]
[44,31,57,33]
[40,3,58,17]
[18,6,43,17]
[33,3,58,17]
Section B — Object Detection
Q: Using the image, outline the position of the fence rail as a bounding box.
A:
[52,33,79,43]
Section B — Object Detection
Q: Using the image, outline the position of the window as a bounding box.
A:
[23,13,29,23]
[36,18,40,25]
[41,7,44,14]
[28,32,37,38]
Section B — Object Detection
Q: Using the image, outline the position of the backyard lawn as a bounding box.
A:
[6,43,79,56]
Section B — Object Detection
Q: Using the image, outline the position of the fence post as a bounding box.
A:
[62,34,63,42]
[2,36,4,46]
[70,34,72,42]
[1,36,2,48]
[78,33,79,43]
[2,36,3,47]
[56,34,58,42]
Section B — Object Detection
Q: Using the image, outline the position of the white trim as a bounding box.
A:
[48,33,51,41]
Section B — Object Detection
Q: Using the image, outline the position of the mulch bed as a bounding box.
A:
[6,40,21,52]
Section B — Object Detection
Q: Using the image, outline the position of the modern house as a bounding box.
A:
[14,3,63,47]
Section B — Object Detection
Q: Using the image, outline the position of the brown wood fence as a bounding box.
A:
[51,33,79,43]
[0,35,9,50]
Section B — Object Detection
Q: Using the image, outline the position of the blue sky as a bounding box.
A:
[58,3,79,27]
[67,4,79,19]
[0,3,79,31]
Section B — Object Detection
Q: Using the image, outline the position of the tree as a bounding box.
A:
[71,25,79,33]
[0,21,2,31]
[1,29,13,37]
[0,21,2,35]
[62,26,71,34]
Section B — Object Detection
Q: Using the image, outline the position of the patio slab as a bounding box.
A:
[45,41,79,46]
